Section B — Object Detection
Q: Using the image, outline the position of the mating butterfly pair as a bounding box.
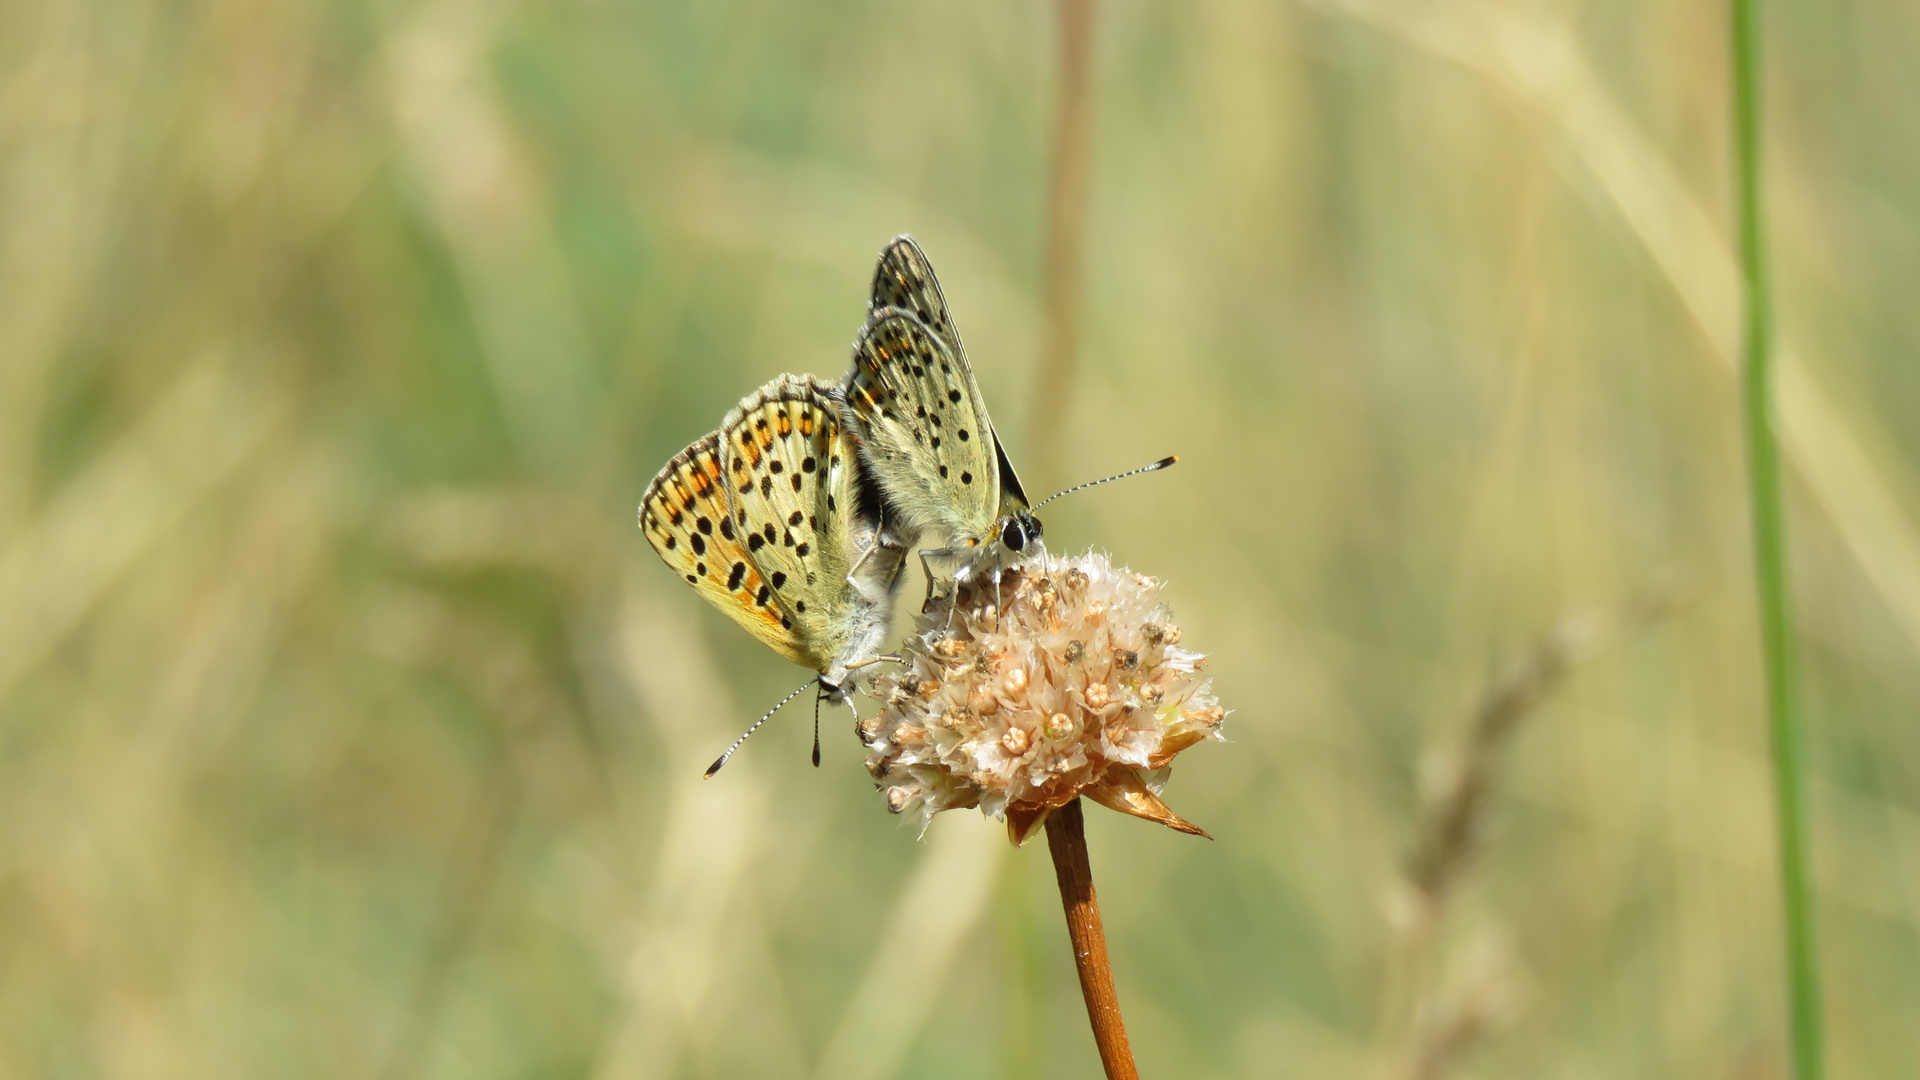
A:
[640,237,1170,774]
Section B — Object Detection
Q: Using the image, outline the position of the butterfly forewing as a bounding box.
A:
[640,435,802,663]
[869,236,964,353]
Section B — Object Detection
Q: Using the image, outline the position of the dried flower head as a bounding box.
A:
[863,551,1227,845]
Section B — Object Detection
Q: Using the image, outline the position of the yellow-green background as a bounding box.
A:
[3,0,1917,1076]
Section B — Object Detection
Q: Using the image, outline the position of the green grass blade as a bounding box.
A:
[1731,2,1826,1077]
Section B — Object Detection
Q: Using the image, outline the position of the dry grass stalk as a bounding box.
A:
[1028,0,1100,489]
[1407,594,1678,917]
[1396,593,1680,1078]
[1405,615,1590,913]
[1405,933,1524,1080]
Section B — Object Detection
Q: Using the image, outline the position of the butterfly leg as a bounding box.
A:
[847,535,878,578]
[944,563,977,631]
[846,501,898,582]
[917,547,965,613]
[917,549,947,612]
[845,536,906,604]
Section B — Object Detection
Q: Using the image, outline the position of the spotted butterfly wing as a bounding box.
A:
[717,374,905,685]
[868,233,965,360]
[642,374,906,687]
[641,434,798,659]
[842,236,1029,553]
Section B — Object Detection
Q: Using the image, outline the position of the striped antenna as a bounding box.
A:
[1033,455,1178,510]
[704,677,816,779]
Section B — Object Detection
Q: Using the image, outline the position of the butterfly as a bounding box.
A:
[839,236,1044,586]
[839,237,1176,595]
[640,373,909,773]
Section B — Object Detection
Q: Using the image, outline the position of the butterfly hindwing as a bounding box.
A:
[717,375,867,668]
[842,307,1009,548]
[640,434,801,663]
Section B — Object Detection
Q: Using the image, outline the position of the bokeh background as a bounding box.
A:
[3,0,1918,1076]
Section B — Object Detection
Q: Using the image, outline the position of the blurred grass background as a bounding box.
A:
[3,0,1918,1077]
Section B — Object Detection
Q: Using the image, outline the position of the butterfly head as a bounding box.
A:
[996,508,1043,555]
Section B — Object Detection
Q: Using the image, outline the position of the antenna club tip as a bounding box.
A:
[703,756,727,779]
[1156,455,1178,468]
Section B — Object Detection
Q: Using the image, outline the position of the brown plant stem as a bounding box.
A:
[1029,0,1099,490]
[1044,798,1139,1080]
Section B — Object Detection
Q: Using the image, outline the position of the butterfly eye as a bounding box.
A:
[1002,519,1026,552]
